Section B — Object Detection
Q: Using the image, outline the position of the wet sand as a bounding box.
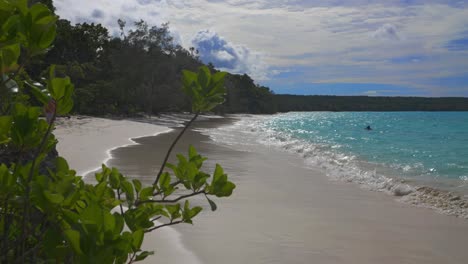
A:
[55,116,468,264]
[54,116,171,176]
[108,117,468,264]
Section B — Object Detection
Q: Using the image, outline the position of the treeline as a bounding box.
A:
[23,1,276,116]
[22,1,467,115]
[275,95,468,112]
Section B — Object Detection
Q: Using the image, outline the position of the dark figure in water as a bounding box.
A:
[365,125,372,130]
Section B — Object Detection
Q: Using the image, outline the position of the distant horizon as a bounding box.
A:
[273,93,468,99]
[56,0,468,97]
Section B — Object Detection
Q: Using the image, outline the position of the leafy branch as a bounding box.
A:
[0,2,235,262]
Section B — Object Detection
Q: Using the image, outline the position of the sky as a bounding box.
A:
[55,0,468,97]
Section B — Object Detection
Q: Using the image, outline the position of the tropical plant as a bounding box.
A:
[0,1,235,263]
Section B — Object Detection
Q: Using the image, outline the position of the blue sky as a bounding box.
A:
[55,0,468,97]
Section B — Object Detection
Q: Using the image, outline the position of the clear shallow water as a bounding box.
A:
[202,112,468,199]
[266,112,468,182]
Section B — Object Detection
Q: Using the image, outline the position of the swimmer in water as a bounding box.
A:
[365,125,372,130]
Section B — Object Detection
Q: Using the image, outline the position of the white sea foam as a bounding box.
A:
[200,114,468,219]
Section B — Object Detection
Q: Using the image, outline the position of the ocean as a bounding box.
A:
[202,112,468,216]
[105,113,468,264]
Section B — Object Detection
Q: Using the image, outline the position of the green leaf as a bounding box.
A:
[0,0,14,12]
[63,209,80,223]
[80,202,102,226]
[103,211,116,233]
[43,190,64,204]
[208,164,236,197]
[109,168,121,189]
[206,196,217,211]
[159,172,170,188]
[0,116,12,144]
[64,229,83,255]
[197,66,211,90]
[182,201,202,224]
[55,156,69,172]
[182,70,197,95]
[165,204,181,220]
[12,0,28,15]
[114,212,125,233]
[46,67,74,114]
[25,81,49,104]
[132,229,144,250]
[181,66,227,112]
[0,43,20,70]
[38,23,56,49]
[211,71,227,86]
[192,172,209,191]
[135,251,154,261]
[29,4,51,23]
[188,145,197,159]
[121,180,134,201]
[95,172,104,183]
[139,186,154,201]
[132,179,142,193]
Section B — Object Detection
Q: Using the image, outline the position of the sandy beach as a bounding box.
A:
[56,115,468,264]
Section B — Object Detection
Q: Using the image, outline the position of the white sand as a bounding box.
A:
[55,116,196,263]
[54,116,468,264]
[55,116,172,176]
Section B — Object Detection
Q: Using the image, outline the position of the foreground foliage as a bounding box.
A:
[0,1,235,262]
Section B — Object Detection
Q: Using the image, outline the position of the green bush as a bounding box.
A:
[0,1,234,262]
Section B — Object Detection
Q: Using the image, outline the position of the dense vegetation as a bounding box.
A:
[7,1,463,116]
[1,1,235,262]
[274,95,468,112]
[17,0,276,116]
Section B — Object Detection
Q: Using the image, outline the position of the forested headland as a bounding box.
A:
[9,1,467,116]
[274,95,468,112]
[10,0,276,116]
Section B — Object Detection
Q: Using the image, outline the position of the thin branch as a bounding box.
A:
[0,62,25,87]
[138,190,206,205]
[146,220,184,233]
[14,221,50,263]
[153,180,182,196]
[20,107,57,260]
[117,188,124,215]
[153,112,199,186]
[127,252,137,264]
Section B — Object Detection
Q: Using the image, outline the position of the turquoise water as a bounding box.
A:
[265,112,468,182]
[201,111,468,216]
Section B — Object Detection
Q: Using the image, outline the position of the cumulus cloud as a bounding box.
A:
[54,0,468,95]
[191,29,269,80]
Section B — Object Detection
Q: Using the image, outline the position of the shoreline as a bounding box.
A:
[54,115,224,264]
[208,114,468,219]
[55,116,172,176]
[56,115,468,263]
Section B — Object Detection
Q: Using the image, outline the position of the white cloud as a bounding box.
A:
[54,0,468,94]
[192,29,269,80]
[372,23,400,40]
[215,50,235,61]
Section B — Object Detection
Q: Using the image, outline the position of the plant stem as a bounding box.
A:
[117,188,124,215]
[138,190,206,205]
[153,112,199,185]
[20,108,57,260]
[0,62,25,87]
[145,220,183,233]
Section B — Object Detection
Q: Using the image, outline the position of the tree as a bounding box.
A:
[0,2,234,262]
